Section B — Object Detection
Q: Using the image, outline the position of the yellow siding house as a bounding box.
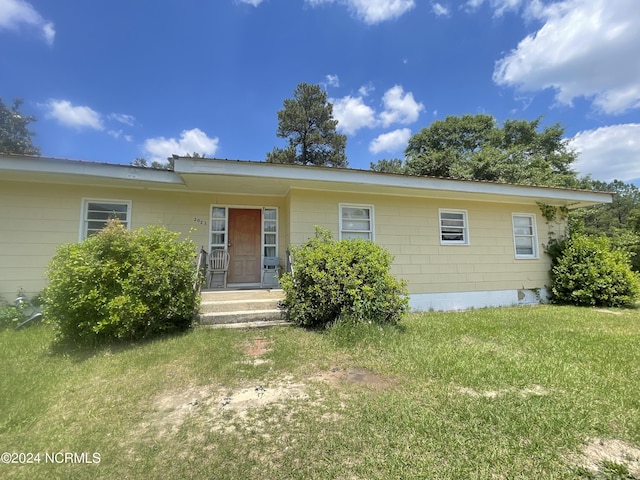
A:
[0,154,613,310]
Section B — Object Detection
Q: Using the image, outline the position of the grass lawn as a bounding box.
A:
[1,305,640,479]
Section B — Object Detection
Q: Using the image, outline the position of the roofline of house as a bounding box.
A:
[173,157,614,207]
[0,154,614,207]
[0,154,183,185]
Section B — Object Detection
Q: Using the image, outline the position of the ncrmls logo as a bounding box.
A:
[45,452,101,464]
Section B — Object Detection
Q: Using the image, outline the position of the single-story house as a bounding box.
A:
[0,154,613,311]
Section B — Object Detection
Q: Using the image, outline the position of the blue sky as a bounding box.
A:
[1,0,639,183]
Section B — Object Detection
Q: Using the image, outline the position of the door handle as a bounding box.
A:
[228,240,232,247]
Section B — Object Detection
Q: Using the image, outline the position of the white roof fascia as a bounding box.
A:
[174,158,613,206]
[0,155,184,185]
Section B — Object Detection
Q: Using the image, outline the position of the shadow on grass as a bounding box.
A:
[46,326,195,363]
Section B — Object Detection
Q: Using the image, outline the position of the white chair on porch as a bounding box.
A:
[207,249,230,289]
[262,256,280,287]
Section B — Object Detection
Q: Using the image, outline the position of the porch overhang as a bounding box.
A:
[0,154,614,209]
[174,157,614,209]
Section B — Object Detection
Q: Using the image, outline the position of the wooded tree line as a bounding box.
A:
[3,89,640,269]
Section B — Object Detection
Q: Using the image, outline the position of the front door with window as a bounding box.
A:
[227,208,261,284]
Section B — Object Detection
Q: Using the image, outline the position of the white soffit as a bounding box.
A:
[174,158,613,208]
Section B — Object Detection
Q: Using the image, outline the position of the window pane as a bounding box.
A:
[513,216,532,227]
[84,202,129,239]
[516,245,534,255]
[343,207,370,220]
[441,218,464,227]
[211,207,226,219]
[343,219,370,231]
[440,211,466,243]
[264,246,276,257]
[264,222,276,232]
[211,233,225,245]
[88,202,127,214]
[514,226,533,236]
[263,208,277,220]
[442,233,464,241]
[87,211,116,221]
[441,212,463,221]
[264,233,276,245]
[343,232,371,240]
[210,220,225,232]
[513,215,537,257]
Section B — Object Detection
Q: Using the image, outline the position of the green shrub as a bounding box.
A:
[279,227,409,328]
[44,221,200,344]
[0,299,20,329]
[550,233,640,307]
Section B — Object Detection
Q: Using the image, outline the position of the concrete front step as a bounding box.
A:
[200,289,284,302]
[197,289,287,326]
[198,309,284,325]
[199,298,282,314]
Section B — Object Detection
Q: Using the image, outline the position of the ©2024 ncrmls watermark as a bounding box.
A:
[1,452,101,465]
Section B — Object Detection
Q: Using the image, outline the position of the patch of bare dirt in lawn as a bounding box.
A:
[234,337,274,366]
[310,366,397,391]
[130,365,395,445]
[135,385,216,439]
[456,384,552,399]
[594,309,624,316]
[567,438,640,477]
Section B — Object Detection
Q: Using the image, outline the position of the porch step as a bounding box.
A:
[197,289,288,327]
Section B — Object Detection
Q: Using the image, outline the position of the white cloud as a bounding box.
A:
[569,124,640,182]
[143,128,219,164]
[332,95,377,135]
[236,0,264,6]
[465,0,523,16]
[325,74,340,88]
[44,100,104,130]
[432,2,450,17]
[379,85,424,127]
[369,128,412,154]
[331,84,423,135]
[493,0,640,114]
[305,0,415,24]
[358,83,374,97]
[108,113,136,126]
[0,0,55,44]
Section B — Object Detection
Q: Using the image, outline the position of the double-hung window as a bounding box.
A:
[81,199,131,240]
[439,209,469,245]
[512,214,538,259]
[339,204,374,240]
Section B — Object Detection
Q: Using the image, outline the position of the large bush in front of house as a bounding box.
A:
[279,227,409,328]
[550,233,640,308]
[44,220,200,344]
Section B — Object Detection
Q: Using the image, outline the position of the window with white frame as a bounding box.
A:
[512,214,538,259]
[439,209,469,245]
[263,207,278,258]
[340,204,374,240]
[81,199,131,240]
[209,206,227,251]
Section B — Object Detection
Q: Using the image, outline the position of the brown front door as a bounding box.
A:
[227,208,261,284]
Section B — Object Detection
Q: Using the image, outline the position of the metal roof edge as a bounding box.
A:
[174,157,614,205]
[0,154,184,185]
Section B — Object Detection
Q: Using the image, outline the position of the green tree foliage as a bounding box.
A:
[570,179,640,271]
[279,227,408,328]
[403,114,581,187]
[131,153,204,170]
[370,158,404,174]
[0,98,40,155]
[44,221,200,344]
[574,180,640,234]
[550,233,640,307]
[267,83,347,167]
